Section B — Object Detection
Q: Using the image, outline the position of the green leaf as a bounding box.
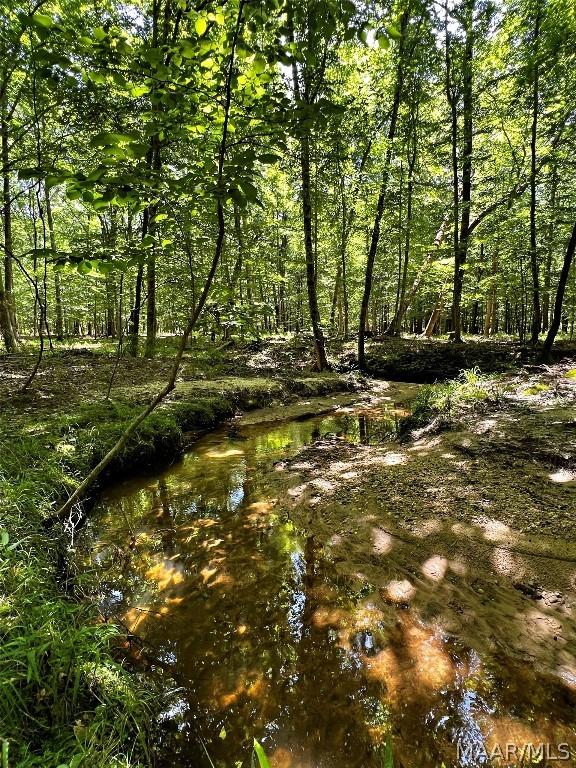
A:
[252,55,266,74]
[252,740,270,768]
[377,34,390,49]
[219,727,226,740]
[31,13,54,28]
[131,85,150,97]
[386,24,402,40]
[89,131,138,148]
[257,154,281,164]
[195,17,208,36]
[0,530,9,547]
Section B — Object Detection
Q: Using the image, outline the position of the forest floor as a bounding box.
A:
[1,335,575,766]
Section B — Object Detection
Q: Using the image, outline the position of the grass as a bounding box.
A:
[0,402,164,767]
[403,367,502,431]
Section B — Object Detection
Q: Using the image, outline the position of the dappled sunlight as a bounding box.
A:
[491,547,526,578]
[372,527,393,554]
[203,447,245,458]
[378,451,406,466]
[557,664,576,691]
[524,608,565,644]
[421,555,448,582]
[412,518,442,537]
[382,579,416,603]
[403,619,455,690]
[145,560,184,590]
[549,468,576,483]
[481,715,576,761]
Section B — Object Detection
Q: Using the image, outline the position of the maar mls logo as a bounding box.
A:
[456,742,574,764]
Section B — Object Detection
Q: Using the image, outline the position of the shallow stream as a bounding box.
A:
[80,384,576,767]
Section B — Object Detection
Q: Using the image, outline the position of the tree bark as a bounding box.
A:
[451,0,474,343]
[529,0,542,344]
[0,89,16,351]
[542,162,557,330]
[542,223,576,361]
[291,30,329,370]
[44,187,64,340]
[358,9,410,369]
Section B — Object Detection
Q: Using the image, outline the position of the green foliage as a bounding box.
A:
[0,418,155,766]
[252,740,271,768]
[407,368,501,428]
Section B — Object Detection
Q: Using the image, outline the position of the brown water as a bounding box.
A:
[81,387,576,768]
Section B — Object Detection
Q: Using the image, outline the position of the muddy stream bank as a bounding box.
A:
[78,381,576,768]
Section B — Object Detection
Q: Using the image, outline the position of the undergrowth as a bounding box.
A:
[404,368,502,431]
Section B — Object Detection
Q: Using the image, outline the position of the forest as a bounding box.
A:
[1,0,576,766]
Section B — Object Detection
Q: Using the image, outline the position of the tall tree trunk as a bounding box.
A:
[144,253,156,356]
[529,1,542,344]
[291,38,329,370]
[483,249,499,336]
[128,263,144,356]
[330,260,341,332]
[542,223,576,361]
[358,8,410,369]
[387,130,417,336]
[542,162,557,331]
[300,133,328,369]
[0,91,16,351]
[451,0,474,343]
[44,188,64,340]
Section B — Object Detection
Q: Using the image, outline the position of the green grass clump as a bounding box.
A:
[404,368,500,430]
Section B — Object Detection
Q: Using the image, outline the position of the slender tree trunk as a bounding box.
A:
[358,9,410,369]
[542,162,557,330]
[291,40,329,370]
[0,91,16,351]
[128,262,144,356]
[144,253,156,356]
[529,1,542,344]
[451,0,474,343]
[483,249,499,336]
[44,188,64,340]
[542,223,576,361]
[1,92,17,339]
[300,134,328,369]
[387,131,417,336]
[330,262,341,332]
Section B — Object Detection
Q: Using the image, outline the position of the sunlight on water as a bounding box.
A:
[80,390,576,768]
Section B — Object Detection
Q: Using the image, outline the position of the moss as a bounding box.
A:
[522,383,550,396]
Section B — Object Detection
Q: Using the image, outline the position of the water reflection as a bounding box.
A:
[81,394,576,768]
